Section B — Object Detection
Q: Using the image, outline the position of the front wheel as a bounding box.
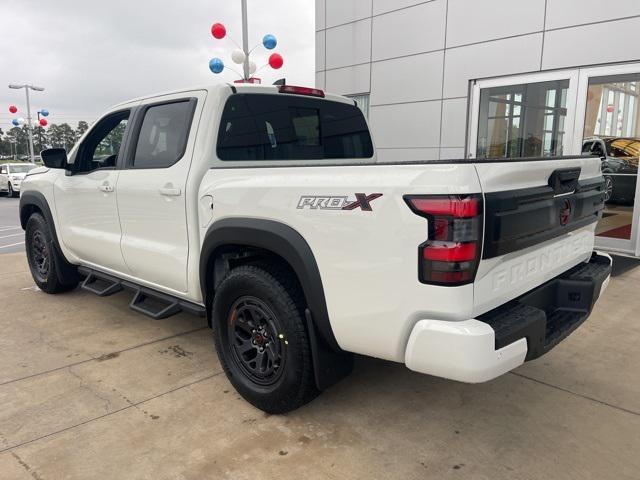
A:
[25,213,78,294]
[603,175,614,203]
[212,265,319,413]
[8,183,15,198]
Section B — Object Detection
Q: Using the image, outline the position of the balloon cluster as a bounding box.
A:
[7,106,50,127]
[208,22,284,81]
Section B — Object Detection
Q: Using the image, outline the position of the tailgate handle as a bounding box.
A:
[549,168,581,195]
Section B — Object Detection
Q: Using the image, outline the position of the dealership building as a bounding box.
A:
[315,0,640,257]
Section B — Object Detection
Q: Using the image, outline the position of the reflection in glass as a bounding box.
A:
[582,74,640,241]
[477,80,569,159]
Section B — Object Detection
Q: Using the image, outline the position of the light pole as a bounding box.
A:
[241,0,250,80]
[8,83,44,162]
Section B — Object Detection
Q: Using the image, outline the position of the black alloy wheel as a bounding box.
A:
[227,296,286,386]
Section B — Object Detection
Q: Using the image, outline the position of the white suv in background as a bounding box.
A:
[0,163,37,197]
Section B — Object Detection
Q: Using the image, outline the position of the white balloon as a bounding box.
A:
[249,61,257,75]
[17,117,25,125]
[231,49,246,65]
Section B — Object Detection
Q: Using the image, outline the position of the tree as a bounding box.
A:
[33,126,48,153]
[76,121,89,138]
[47,124,63,148]
[60,123,76,150]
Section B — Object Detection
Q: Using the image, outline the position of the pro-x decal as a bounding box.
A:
[297,193,383,212]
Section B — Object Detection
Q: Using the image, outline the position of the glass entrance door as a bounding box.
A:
[574,65,640,256]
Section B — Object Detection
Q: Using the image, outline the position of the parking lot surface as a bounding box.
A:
[1,251,639,479]
[0,198,24,255]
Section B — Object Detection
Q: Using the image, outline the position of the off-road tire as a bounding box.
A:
[25,213,78,294]
[212,264,319,413]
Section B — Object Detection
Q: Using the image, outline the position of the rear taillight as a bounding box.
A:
[278,85,325,98]
[405,194,483,286]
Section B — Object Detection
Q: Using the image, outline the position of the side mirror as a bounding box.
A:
[41,148,68,169]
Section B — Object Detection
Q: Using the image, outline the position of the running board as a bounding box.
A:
[81,271,123,297]
[77,267,206,320]
[129,289,181,320]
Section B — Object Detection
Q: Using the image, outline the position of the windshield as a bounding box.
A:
[9,164,37,173]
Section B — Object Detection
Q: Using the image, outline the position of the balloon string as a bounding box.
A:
[227,36,243,51]
[254,63,270,74]
[224,66,246,80]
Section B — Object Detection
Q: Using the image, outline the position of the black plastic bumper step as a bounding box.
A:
[479,252,612,361]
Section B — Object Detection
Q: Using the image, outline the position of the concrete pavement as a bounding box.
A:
[1,252,639,479]
[0,197,24,255]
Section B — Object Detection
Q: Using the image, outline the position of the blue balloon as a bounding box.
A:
[40,109,49,117]
[209,57,224,74]
[263,34,277,50]
[12,119,19,126]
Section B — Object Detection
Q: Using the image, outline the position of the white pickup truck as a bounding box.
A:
[19,83,612,413]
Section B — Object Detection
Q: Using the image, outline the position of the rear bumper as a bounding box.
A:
[405,251,612,383]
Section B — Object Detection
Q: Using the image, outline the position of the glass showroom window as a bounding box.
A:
[581,73,640,242]
[476,80,569,159]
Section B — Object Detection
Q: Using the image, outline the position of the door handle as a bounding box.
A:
[159,187,182,197]
[98,184,114,193]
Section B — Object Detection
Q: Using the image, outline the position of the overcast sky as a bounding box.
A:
[0,0,315,129]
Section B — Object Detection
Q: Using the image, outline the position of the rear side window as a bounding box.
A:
[216,93,373,161]
[131,100,195,169]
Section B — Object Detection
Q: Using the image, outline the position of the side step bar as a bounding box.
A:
[78,267,206,320]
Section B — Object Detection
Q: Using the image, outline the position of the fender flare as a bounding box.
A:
[200,217,340,352]
[19,191,77,280]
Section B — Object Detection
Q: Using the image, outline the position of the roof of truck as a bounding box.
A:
[112,83,353,109]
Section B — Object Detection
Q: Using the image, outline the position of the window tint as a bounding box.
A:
[347,93,370,119]
[0,166,6,174]
[75,111,129,173]
[582,141,594,154]
[217,94,373,161]
[132,100,195,169]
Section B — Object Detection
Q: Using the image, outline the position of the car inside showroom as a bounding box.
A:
[316,0,640,257]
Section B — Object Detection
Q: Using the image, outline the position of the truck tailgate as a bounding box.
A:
[473,157,605,315]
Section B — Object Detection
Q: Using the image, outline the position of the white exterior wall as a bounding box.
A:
[315,0,640,161]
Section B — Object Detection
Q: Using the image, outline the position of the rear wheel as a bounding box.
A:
[212,265,319,413]
[8,183,15,198]
[25,213,78,294]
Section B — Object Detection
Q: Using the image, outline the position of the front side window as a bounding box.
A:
[131,100,195,169]
[75,111,129,173]
[217,93,373,161]
[477,80,569,159]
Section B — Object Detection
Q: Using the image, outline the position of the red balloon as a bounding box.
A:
[9,105,17,114]
[211,22,226,39]
[269,53,284,70]
[39,118,48,127]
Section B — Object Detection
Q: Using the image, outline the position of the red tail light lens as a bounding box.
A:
[278,85,325,98]
[405,194,483,286]
[423,242,477,262]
